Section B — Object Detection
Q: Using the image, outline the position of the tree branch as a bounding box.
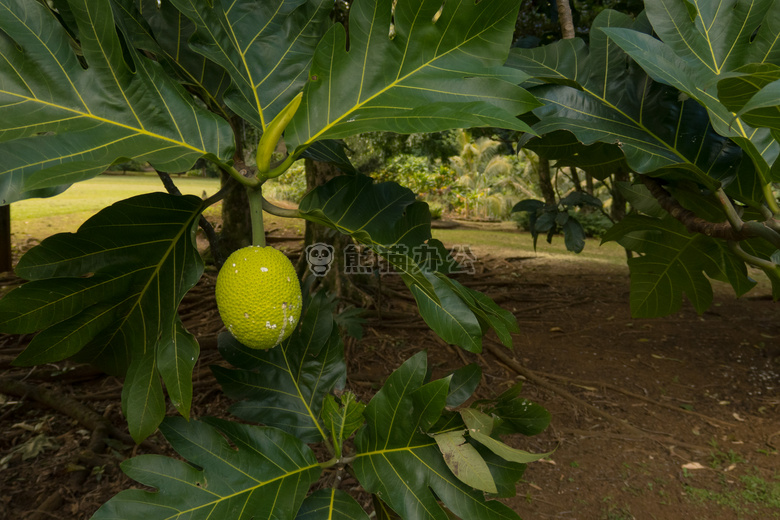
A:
[156,170,183,196]
[262,196,302,218]
[556,0,575,39]
[641,176,743,239]
[223,157,261,188]
[641,175,780,249]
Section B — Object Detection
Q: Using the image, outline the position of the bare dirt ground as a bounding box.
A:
[1,225,779,520]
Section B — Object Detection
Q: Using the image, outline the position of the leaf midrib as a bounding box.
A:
[280,342,329,443]
[104,203,203,355]
[1,91,210,156]
[171,462,319,517]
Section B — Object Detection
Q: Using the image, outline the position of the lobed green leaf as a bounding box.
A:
[509,9,753,193]
[287,0,539,151]
[353,352,523,520]
[602,214,756,317]
[0,193,205,441]
[601,0,780,187]
[92,417,321,520]
[0,0,234,204]
[168,0,332,131]
[298,173,519,352]
[322,392,366,458]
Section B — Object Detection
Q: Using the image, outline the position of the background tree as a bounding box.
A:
[450,131,533,220]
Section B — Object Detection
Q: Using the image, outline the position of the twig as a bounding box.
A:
[27,495,63,520]
[768,430,780,450]
[156,169,227,266]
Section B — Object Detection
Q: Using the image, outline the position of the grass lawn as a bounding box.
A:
[11,174,221,243]
[9,175,630,272]
[10,175,628,268]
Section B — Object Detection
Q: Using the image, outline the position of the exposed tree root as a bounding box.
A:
[538,370,737,429]
[484,340,715,453]
[0,377,161,453]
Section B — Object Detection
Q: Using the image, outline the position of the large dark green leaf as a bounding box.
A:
[300,140,359,174]
[445,363,482,408]
[0,193,204,441]
[508,9,752,193]
[353,352,522,520]
[298,173,518,352]
[602,213,756,318]
[91,417,321,520]
[522,131,628,179]
[732,81,780,135]
[0,0,234,204]
[213,291,346,443]
[601,0,780,186]
[168,0,332,130]
[440,277,520,348]
[718,64,780,135]
[286,0,540,151]
[409,272,483,352]
[110,0,232,117]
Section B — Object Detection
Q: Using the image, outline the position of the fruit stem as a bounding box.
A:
[247,185,266,247]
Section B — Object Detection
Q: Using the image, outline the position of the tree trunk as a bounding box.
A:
[220,117,253,256]
[610,169,629,222]
[219,172,252,254]
[537,156,557,206]
[300,160,368,302]
[0,205,11,272]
